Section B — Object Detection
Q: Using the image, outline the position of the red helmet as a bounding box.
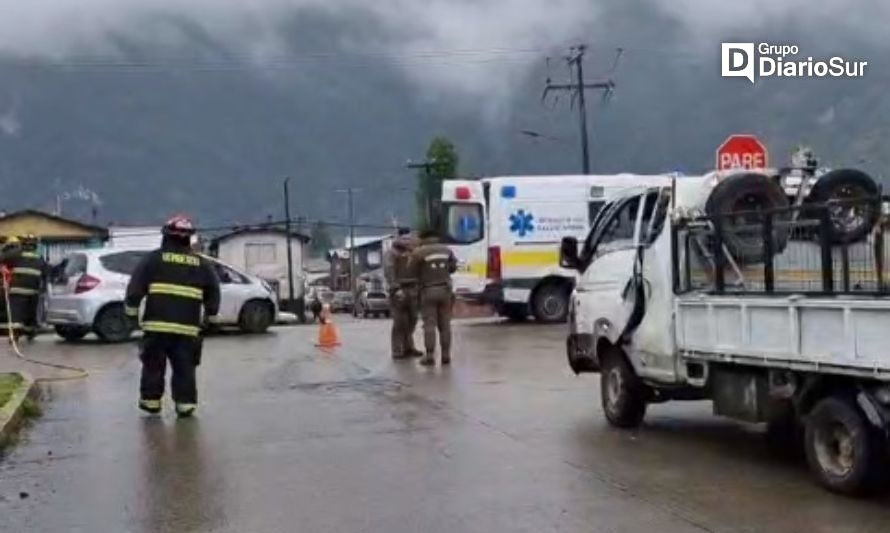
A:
[162,215,196,237]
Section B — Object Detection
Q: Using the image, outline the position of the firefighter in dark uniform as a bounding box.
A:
[410,230,457,366]
[125,216,220,417]
[0,236,23,338]
[3,235,46,341]
[17,234,48,340]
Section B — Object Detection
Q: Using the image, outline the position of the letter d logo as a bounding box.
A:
[721,43,755,83]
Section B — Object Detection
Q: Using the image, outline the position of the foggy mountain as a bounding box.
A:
[0,0,887,231]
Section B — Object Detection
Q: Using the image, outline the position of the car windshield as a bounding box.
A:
[100,251,148,275]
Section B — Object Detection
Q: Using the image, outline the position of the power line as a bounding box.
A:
[0,41,730,72]
[103,217,406,238]
[543,44,618,174]
[3,44,565,71]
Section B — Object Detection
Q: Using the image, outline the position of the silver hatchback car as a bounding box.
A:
[46,249,279,342]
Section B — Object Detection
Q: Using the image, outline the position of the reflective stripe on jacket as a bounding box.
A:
[125,247,221,337]
[9,252,46,292]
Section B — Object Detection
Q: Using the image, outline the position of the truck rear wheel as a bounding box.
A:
[600,347,647,428]
[804,396,886,495]
[531,282,570,323]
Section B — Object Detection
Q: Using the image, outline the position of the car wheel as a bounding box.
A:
[531,282,570,323]
[93,305,135,343]
[804,396,887,495]
[55,325,90,342]
[600,346,647,429]
[238,300,274,334]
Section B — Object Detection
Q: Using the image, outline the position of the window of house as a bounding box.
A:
[244,242,277,269]
[366,250,382,268]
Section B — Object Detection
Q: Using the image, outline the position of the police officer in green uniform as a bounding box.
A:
[125,216,220,417]
[411,230,457,366]
[389,235,422,359]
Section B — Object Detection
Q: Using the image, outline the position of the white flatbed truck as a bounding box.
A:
[561,170,890,495]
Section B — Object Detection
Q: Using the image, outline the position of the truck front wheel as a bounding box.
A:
[600,347,647,428]
[804,396,886,495]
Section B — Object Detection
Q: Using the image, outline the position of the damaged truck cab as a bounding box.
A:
[563,171,890,496]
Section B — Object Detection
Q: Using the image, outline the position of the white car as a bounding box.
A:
[46,249,278,342]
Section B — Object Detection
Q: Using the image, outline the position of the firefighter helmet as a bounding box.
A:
[162,215,196,238]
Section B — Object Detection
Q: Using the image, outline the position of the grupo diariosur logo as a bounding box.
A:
[721,43,867,83]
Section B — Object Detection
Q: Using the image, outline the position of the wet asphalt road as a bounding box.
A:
[1,318,889,533]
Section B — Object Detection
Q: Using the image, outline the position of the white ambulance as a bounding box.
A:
[440,174,673,322]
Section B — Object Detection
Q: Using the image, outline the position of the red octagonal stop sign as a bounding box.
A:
[716,134,769,170]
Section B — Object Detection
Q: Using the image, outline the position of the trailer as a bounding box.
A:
[561,170,890,495]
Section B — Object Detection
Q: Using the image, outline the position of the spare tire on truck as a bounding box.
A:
[807,169,879,245]
[705,172,790,264]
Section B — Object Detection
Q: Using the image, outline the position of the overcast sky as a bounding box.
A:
[0,0,885,98]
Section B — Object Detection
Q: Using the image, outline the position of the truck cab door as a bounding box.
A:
[577,192,653,345]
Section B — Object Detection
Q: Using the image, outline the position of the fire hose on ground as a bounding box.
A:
[2,266,88,382]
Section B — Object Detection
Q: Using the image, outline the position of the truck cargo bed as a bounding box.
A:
[676,294,890,379]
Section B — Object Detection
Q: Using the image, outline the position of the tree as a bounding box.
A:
[309,221,334,257]
[416,136,460,231]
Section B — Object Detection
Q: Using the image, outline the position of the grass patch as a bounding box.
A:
[21,398,42,418]
[0,373,24,410]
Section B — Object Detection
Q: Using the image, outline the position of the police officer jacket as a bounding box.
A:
[411,240,457,289]
[125,245,221,337]
[8,250,47,296]
[393,250,418,289]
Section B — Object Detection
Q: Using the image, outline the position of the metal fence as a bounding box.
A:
[673,197,890,296]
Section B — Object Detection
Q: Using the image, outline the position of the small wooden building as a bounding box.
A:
[0,209,109,262]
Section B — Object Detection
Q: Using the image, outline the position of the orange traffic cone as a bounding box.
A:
[316,304,341,349]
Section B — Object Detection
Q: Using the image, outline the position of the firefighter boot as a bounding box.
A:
[176,403,197,418]
[139,399,162,415]
[419,353,436,367]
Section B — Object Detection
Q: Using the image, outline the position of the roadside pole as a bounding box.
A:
[283,177,297,317]
[335,187,361,296]
[406,158,441,230]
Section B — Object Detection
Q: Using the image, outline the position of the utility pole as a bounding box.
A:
[283,177,296,313]
[543,45,618,174]
[336,187,361,294]
[406,158,442,230]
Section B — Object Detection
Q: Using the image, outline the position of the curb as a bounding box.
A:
[0,372,38,446]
